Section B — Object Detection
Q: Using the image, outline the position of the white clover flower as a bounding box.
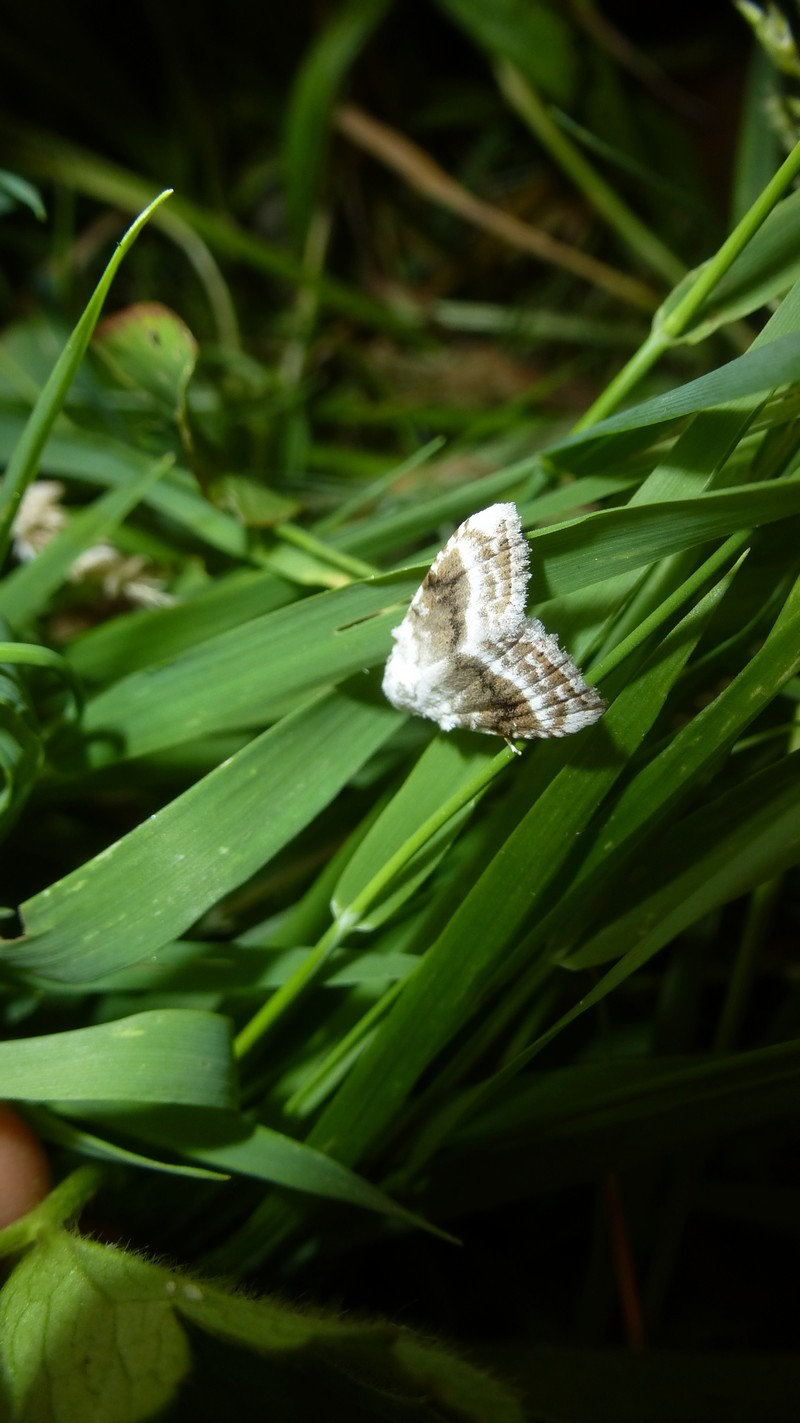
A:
[70,545,173,608]
[12,480,173,609]
[12,480,68,561]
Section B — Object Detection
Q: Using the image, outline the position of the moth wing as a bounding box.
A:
[437,619,604,740]
[382,500,604,741]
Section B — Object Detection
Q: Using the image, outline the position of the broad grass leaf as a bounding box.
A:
[550,329,800,458]
[0,1010,235,1107]
[329,457,547,561]
[6,689,402,983]
[82,1107,447,1234]
[78,577,416,760]
[526,476,800,601]
[75,477,800,764]
[27,1106,227,1179]
[68,568,296,683]
[551,566,800,955]
[71,940,419,997]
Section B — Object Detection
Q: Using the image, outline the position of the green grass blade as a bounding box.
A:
[572,749,800,969]
[331,735,495,926]
[553,329,800,456]
[0,1010,235,1107]
[26,1106,227,1179]
[300,578,727,1169]
[83,1108,450,1236]
[0,414,249,559]
[424,1040,800,1206]
[66,570,295,684]
[7,689,402,983]
[525,476,800,601]
[552,567,800,955]
[0,191,172,560]
[78,576,417,761]
[284,0,391,246]
[436,0,576,105]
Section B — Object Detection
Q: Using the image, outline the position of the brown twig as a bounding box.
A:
[605,1172,647,1352]
[334,102,659,312]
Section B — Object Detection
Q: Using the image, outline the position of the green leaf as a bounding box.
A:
[0,168,46,220]
[0,412,250,558]
[300,576,727,1171]
[525,476,800,601]
[92,301,197,417]
[663,186,800,343]
[572,749,800,968]
[426,1039,800,1208]
[0,1231,191,1423]
[7,688,402,982]
[73,473,800,765]
[27,1106,227,1179]
[67,567,295,683]
[0,191,172,561]
[77,576,416,761]
[81,1107,445,1234]
[208,474,300,528]
[0,649,42,837]
[176,1266,525,1422]
[0,1230,524,1421]
[332,735,494,928]
[551,330,800,456]
[0,1010,235,1107]
[551,567,800,955]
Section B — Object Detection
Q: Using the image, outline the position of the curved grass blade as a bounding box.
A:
[0,191,172,561]
[81,1107,453,1239]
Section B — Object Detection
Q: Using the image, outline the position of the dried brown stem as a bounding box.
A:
[335,101,659,312]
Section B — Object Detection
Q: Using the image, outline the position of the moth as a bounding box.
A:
[382,502,604,744]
